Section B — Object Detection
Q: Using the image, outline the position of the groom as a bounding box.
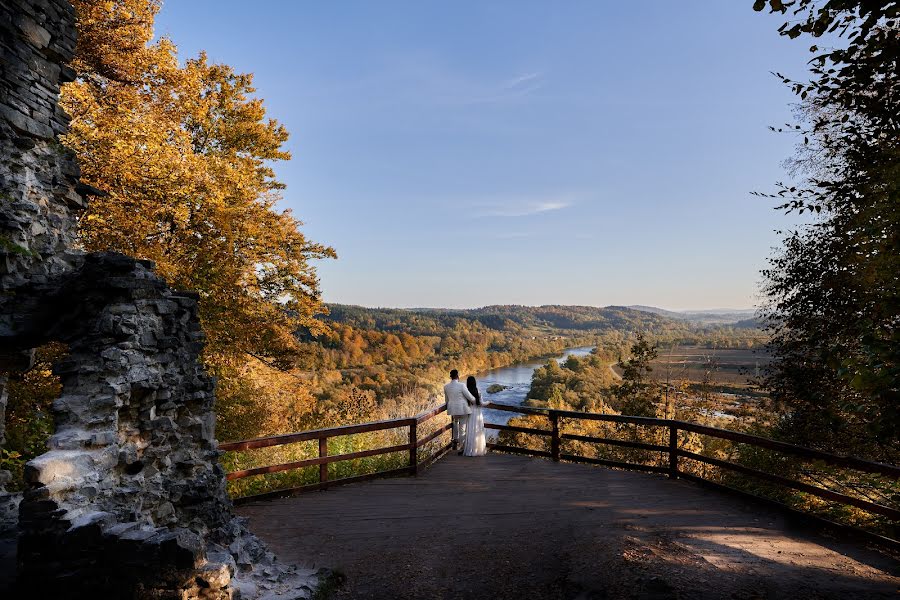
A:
[444,369,476,453]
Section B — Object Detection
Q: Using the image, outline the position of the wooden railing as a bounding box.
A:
[220,400,899,547]
[484,402,900,548]
[219,403,451,502]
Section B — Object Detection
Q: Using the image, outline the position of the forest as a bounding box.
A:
[2,298,765,492]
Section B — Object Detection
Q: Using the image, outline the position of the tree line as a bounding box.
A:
[754,0,899,461]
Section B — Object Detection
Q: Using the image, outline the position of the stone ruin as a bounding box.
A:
[0,1,322,597]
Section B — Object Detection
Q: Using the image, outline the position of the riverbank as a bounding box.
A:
[475,346,595,427]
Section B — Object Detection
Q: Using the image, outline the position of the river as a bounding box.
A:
[473,346,595,430]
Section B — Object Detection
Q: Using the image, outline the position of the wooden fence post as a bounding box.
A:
[550,411,560,462]
[319,437,328,489]
[409,420,418,475]
[668,424,678,478]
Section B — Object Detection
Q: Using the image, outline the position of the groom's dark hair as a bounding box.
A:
[450,369,459,380]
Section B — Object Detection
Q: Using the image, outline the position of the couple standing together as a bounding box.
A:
[443,369,487,457]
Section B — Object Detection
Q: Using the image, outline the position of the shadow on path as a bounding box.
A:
[238,454,899,600]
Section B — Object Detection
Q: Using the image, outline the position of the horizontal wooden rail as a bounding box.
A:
[483,402,900,480]
[677,449,900,520]
[485,403,552,417]
[419,442,453,470]
[561,432,669,453]
[415,404,448,423]
[416,423,452,448]
[233,466,416,504]
[226,443,411,481]
[485,403,671,426]
[676,421,900,479]
[553,408,674,427]
[561,454,670,474]
[223,403,452,499]
[488,443,553,459]
[485,422,552,436]
[219,417,416,452]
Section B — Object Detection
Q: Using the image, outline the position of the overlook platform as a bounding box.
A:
[238,453,899,600]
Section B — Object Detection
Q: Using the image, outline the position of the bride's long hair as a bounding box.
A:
[466,376,481,404]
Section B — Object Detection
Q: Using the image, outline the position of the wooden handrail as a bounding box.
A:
[485,422,552,436]
[487,402,667,426]
[226,443,412,480]
[560,432,669,453]
[674,421,900,479]
[676,449,900,520]
[221,397,899,547]
[416,423,452,448]
[415,403,448,423]
[562,454,670,474]
[487,443,553,459]
[484,402,900,479]
[219,416,417,452]
[222,403,453,499]
[485,403,550,417]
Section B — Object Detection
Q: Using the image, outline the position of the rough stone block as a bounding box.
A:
[197,561,231,590]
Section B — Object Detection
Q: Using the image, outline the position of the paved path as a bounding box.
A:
[238,454,899,599]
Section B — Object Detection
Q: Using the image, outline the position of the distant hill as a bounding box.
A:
[314,303,769,390]
[326,303,677,335]
[733,317,765,329]
[627,305,756,325]
[323,303,766,338]
[626,305,685,320]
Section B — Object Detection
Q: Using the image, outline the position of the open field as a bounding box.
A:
[615,346,770,387]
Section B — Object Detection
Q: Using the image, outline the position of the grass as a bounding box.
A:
[0,234,38,258]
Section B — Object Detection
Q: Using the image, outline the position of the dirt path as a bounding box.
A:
[608,361,623,381]
[238,454,899,599]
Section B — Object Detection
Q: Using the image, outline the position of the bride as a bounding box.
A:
[463,376,487,456]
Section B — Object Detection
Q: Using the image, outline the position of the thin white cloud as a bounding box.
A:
[471,71,544,104]
[500,72,542,90]
[350,56,546,106]
[495,231,532,239]
[477,199,573,218]
[485,201,570,217]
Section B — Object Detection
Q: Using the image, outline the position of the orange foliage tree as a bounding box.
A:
[62,0,336,373]
[57,0,336,440]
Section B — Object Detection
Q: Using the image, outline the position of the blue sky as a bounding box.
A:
[155,1,811,311]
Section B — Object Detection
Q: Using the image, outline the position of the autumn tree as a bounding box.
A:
[62,0,336,374]
[754,1,899,457]
[610,335,660,417]
[20,0,337,442]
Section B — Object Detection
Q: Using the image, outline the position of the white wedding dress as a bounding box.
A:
[463,401,487,456]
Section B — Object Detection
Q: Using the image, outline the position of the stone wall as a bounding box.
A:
[0,0,83,537]
[1,1,321,597]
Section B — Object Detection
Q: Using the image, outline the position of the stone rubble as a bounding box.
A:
[1,1,323,597]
